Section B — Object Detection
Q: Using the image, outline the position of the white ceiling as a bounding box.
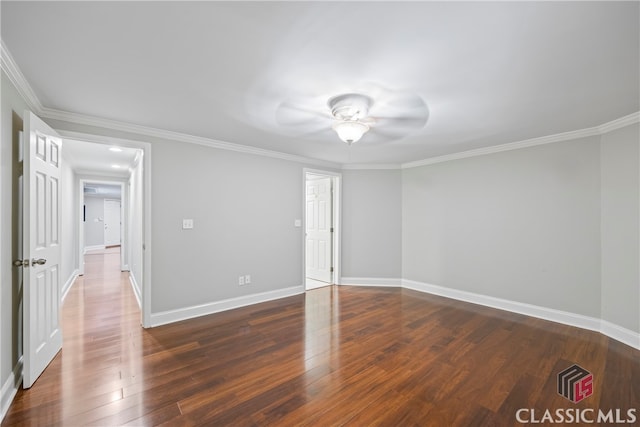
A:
[64,139,139,177]
[2,1,638,165]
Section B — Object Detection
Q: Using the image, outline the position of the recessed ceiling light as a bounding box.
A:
[109,147,123,152]
[111,165,122,169]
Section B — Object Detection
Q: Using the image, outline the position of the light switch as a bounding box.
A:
[294,219,302,227]
[182,219,194,229]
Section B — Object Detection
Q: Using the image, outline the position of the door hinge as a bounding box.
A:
[330,227,334,233]
[330,267,334,272]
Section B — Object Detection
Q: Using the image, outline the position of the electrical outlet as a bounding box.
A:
[238,276,245,286]
[245,275,251,284]
[182,219,194,229]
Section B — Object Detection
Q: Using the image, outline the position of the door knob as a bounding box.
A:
[31,258,47,266]
[13,259,29,267]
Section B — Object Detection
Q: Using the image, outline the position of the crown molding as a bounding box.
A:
[402,112,640,169]
[1,40,43,113]
[39,106,341,169]
[597,111,640,134]
[341,163,401,170]
[401,127,600,169]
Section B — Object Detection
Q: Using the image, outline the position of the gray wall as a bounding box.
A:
[402,136,603,317]
[0,71,28,399]
[342,169,402,279]
[601,123,640,333]
[151,140,305,312]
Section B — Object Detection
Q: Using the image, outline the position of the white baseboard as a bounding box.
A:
[83,245,105,254]
[1,357,23,422]
[149,285,305,327]
[600,320,640,350]
[340,277,402,287]
[129,274,142,309]
[61,269,80,302]
[402,279,639,350]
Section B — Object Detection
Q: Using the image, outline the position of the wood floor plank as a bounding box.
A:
[2,250,638,426]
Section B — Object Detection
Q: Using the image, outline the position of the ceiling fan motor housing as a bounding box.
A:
[328,93,373,121]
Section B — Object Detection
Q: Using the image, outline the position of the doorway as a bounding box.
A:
[303,169,341,290]
[63,131,152,327]
[80,180,126,275]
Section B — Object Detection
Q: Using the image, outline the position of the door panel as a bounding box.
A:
[23,111,63,389]
[305,177,332,284]
[104,199,121,246]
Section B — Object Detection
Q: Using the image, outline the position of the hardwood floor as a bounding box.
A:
[3,252,638,426]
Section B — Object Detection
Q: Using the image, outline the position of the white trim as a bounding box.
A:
[42,108,640,171]
[83,245,106,254]
[61,269,80,302]
[40,107,341,169]
[402,279,639,350]
[402,113,640,169]
[600,320,640,350]
[341,164,401,170]
[129,274,142,309]
[597,111,640,134]
[1,357,23,422]
[402,128,601,169]
[0,41,42,112]
[341,277,402,287]
[141,138,152,328]
[150,286,304,327]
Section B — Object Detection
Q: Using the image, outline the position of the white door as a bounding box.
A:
[306,177,332,284]
[22,111,63,389]
[104,199,121,246]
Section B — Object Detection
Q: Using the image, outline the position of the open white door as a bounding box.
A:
[22,111,63,389]
[306,177,333,284]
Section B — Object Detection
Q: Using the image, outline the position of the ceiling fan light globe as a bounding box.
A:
[332,121,369,144]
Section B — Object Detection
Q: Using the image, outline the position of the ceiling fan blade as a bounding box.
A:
[300,127,335,139]
[368,90,429,120]
[275,100,330,127]
[368,127,407,140]
[373,116,428,130]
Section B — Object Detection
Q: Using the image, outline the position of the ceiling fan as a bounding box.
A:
[274,87,429,145]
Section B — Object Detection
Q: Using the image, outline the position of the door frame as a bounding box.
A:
[302,168,342,289]
[79,179,126,273]
[59,130,152,328]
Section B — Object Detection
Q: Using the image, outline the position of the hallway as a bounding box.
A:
[3,248,142,425]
